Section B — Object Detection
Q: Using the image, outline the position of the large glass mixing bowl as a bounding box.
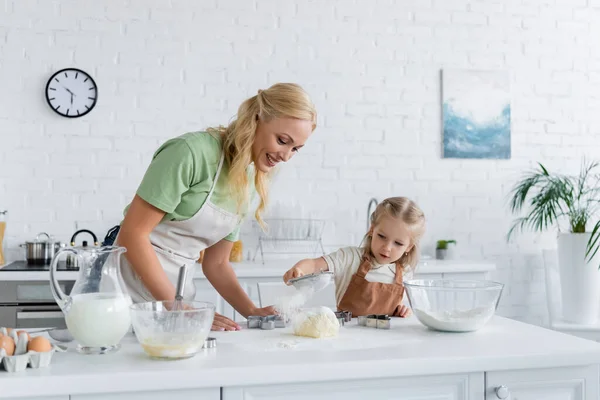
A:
[130,301,215,360]
[404,279,504,332]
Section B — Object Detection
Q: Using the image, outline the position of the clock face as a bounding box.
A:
[45,68,98,118]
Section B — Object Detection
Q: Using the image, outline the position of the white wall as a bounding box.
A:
[1,0,600,325]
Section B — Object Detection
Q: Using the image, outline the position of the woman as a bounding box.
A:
[114,83,317,331]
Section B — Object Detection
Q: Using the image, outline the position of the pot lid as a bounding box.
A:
[24,232,55,244]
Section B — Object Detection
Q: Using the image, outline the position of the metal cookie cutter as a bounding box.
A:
[358,314,391,330]
[203,337,217,349]
[334,310,352,326]
[247,315,286,329]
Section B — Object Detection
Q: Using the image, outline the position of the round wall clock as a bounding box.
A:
[45,68,98,118]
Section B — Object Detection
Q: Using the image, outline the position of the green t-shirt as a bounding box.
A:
[124,131,254,242]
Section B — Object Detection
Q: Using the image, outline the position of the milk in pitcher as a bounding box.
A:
[65,293,132,347]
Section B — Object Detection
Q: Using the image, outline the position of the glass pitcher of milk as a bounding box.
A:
[50,245,132,354]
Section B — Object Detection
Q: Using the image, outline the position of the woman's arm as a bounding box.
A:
[202,239,273,318]
[118,195,177,301]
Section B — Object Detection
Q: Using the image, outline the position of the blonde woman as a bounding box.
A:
[113,83,317,331]
[283,197,426,317]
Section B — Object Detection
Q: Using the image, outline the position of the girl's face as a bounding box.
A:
[252,117,314,173]
[370,216,413,264]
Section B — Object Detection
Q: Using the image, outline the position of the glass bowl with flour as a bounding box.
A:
[130,301,214,359]
[404,279,504,332]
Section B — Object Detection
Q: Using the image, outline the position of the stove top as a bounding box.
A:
[0,261,78,272]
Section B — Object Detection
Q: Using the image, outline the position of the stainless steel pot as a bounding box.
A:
[20,232,66,265]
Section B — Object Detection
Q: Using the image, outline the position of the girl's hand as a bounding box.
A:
[397,305,412,318]
[283,265,305,285]
[211,313,241,331]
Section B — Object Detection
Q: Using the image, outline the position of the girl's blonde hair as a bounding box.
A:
[361,197,426,274]
[207,83,317,228]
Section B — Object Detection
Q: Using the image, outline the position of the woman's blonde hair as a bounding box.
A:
[207,83,317,228]
[361,197,426,274]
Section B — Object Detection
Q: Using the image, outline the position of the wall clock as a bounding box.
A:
[45,68,98,118]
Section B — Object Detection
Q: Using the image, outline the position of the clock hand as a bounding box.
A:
[70,93,73,105]
[64,86,75,96]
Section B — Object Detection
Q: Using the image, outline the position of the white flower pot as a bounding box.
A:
[557,232,600,324]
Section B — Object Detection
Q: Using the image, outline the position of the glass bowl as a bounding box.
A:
[130,301,215,360]
[404,279,504,332]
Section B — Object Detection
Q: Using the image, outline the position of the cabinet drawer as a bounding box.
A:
[485,365,599,400]
[223,373,483,400]
[72,388,219,400]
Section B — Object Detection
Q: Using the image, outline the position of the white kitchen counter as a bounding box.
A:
[1,316,600,399]
[0,258,495,281]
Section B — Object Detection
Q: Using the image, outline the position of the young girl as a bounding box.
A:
[283,197,426,317]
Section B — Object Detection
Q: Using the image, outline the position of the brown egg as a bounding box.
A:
[27,336,52,353]
[0,335,15,356]
[15,330,31,341]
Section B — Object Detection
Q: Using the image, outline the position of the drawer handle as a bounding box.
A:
[495,385,510,399]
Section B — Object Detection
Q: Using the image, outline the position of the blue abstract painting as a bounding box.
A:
[442,69,511,159]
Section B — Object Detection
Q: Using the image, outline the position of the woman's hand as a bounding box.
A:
[211,313,241,331]
[248,306,277,316]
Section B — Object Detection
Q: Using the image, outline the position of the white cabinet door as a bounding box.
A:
[194,279,224,315]
[223,373,483,400]
[485,365,599,400]
[72,388,219,400]
[4,397,68,400]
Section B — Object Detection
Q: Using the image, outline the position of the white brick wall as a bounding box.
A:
[2,0,600,326]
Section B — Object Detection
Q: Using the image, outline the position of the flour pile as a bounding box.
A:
[273,286,339,339]
[273,285,315,323]
[414,306,496,332]
[292,306,340,339]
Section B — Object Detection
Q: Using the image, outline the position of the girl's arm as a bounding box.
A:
[283,257,329,284]
[118,195,177,301]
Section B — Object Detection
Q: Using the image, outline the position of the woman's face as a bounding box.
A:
[252,117,314,173]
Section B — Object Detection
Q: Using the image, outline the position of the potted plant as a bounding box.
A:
[507,159,600,324]
[436,240,456,260]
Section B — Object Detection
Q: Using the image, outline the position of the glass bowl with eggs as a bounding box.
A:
[0,327,66,373]
[130,301,215,360]
[404,279,504,332]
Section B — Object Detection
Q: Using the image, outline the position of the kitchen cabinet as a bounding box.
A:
[223,365,600,400]
[485,365,598,400]
[3,397,69,400]
[223,373,484,400]
[71,388,219,400]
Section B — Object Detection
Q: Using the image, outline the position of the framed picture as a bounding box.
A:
[442,69,511,159]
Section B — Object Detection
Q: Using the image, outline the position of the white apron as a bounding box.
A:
[118,153,241,303]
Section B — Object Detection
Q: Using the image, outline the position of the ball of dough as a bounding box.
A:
[293,306,340,339]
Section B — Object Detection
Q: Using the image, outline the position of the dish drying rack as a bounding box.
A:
[252,218,326,264]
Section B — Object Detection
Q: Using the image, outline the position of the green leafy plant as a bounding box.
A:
[507,159,600,267]
[436,240,456,250]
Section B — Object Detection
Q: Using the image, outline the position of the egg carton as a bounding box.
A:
[0,327,66,373]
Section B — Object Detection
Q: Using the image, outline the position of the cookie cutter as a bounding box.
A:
[358,314,391,330]
[334,310,352,326]
[247,315,286,329]
[203,337,217,349]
